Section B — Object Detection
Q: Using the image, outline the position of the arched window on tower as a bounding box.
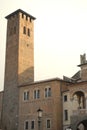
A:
[23,26,26,34]
[28,28,30,36]
[22,13,24,18]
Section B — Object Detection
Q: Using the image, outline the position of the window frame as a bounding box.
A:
[34,89,40,99]
[23,91,29,101]
[45,86,51,98]
[46,119,51,129]
[31,120,35,129]
[22,13,24,18]
[45,88,48,97]
[23,26,26,34]
[24,120,29,130]
[64,109,68,121]
[28,28,30,36]
[64,95,67,102]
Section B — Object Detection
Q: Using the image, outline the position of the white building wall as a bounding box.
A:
[62,91,78,130]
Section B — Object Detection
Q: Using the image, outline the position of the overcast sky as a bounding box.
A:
[0,0,87,90]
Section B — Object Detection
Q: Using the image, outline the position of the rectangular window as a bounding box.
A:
[28,28,30,36]
[37,90,40,98]
[23,26,26,34]
[30,18,32,22]
[24,121,29,130]
[45,88,48,97]
[24,91,29,101]
[64,110,68,121]
[31,121,34,129]
[48,88,51,97]
[34,90,36,99]
[47,119,51,128]
[26,16,28,21]
[22,13,24,18]
[64,95,67,102]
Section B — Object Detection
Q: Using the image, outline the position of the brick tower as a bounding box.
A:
[2,9,36,130]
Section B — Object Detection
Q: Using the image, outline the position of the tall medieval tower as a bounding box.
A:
[2,9,36,130]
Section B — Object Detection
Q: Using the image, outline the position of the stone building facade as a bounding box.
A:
[2,9,35,130]
[18,79,66,130]
[0,9,87,130]
[63,54,87,130]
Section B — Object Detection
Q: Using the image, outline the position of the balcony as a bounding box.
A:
[73,109,87,116]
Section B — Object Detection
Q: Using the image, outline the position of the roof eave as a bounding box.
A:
[5,9,36,20]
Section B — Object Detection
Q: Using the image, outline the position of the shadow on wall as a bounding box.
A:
[18,67,34,86]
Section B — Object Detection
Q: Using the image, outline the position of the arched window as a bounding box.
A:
[28,28,30,36]
[23,91,29,101]
[34,89,40,99]
[23,26,26,34]
[72,91,85,109]
[45,86,51,98]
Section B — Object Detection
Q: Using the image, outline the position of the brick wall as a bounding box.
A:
[18,80,63,130]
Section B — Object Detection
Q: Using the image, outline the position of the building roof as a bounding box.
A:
[18,77,69,88]
[78,62,87,67]
[5,9,36,20]
[72,70,80,81]
[67,80,87,87]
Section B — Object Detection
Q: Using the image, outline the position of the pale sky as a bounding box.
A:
[0,0,87,90]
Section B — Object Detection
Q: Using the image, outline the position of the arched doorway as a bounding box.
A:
[77,120,87,130]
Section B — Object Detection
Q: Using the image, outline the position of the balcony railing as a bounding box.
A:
[73,109,87,116]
